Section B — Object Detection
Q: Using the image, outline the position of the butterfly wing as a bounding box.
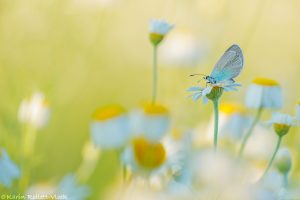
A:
[210,44,244,82]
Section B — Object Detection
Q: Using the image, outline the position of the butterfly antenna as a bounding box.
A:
[189,73,206,77]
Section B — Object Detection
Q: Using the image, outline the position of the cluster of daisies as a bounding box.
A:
[1,19,300,200]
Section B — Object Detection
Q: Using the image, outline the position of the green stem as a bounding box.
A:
[213,100,219,152]
[283,173,289,188]
[19,125,37,192]
[152,45,158,104]
[261,136,282,180]
[123,164,127,182]
[238,106,263,158]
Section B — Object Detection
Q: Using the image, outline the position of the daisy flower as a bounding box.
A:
[267,112,297,137]
[260,113,296,179]
[149,19,174,46]
[18,91,50,129]
[187,80,241,104]
[0,149,21,187]
[245,78,282,109]
[130,103,170,142]
[239,78,282,157]
[90,105,130,150]
[121,135,186,188]
[161,29,209,67]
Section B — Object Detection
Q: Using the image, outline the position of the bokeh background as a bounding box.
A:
[1,0,300,199]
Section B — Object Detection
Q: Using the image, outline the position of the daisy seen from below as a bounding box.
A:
[149,19,174,104]
[90,105,130,150]
[130,102,170,142]
[239,77,283,157]
[260,113,297,180]
[149,19,174,46]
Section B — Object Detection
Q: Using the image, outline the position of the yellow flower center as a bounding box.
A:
[133,137,166,170]
[149,33,165,46]
[297,100,300,106]
[92,105,125,121]
[142,103,168,115]
[220,103,247,115]
[273,123,290,137]
[252,77,279,86]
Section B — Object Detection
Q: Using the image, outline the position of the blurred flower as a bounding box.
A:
[267,112,297,137]
[192,150,241,188]
[258,169,284,193]
[149,19,174,46]
[132,137,166,170]
[122,135,185,186]
[76,141,100,182]
[243,125,277,161]
[18,92,50,129]
[161,30,209,67]
[26,183,56,200]
[245,78,282,109]
[191,150,269,200]
[57,174,90,200]
[275,148,292,175]
[0,149,21,187]
[90,105,130,149]
[130,103,170,142]
[260,113,296,180]
[188,80,240,103]
[207,103,250,142]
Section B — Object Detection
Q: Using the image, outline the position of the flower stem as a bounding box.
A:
[238,106,263,158]
[213,100,219,152]
[19,125,37,192]
[152,45,158,104]
[283,173,289,188]
[260,136,282,180]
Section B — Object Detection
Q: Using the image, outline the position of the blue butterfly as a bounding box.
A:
[191,44,244,84]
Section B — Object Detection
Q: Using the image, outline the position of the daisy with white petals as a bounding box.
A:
[148,19,174,104]
[239,77,283,157]
[246,78,283,109]
[121,136,167,182]
[130,103,170,142]
[188,80,241,104]
[261,113,296,179]
[90,105,130,150]
[149,19,174,46]
[18,92,50,129]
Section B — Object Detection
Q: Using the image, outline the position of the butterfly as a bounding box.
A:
[191,44,244,85]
